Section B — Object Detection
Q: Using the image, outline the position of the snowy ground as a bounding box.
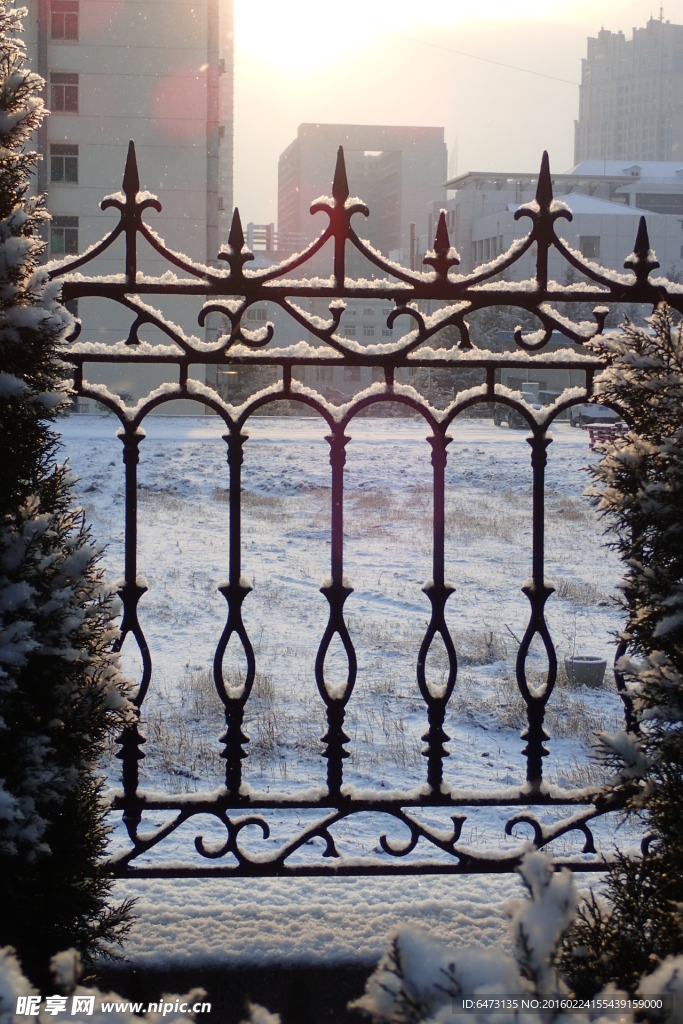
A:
[58,413,629,967]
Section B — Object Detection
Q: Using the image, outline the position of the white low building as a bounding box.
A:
[430,160,683,280]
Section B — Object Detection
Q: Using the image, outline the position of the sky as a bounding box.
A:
[232,0,683,226]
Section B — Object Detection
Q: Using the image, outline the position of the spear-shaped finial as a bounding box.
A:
[535,150,553,209]
[634,216,651,261]
[332,146,349,204]
[217,207,254,273]
[228,207,245,253]
[434,210,450,255]
[624,215,659,281]
[122,140,140,201]
[423,210,460,275]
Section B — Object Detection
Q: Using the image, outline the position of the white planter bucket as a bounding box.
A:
[564,655,606,688]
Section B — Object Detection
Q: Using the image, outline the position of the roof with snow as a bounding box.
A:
[568,159,683,182]
[507,193,649,216]
[444,161,683,191]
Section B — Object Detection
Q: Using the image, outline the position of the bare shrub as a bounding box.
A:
[490,673,622,742]
[457,628,508,665]
[554,577,613,606]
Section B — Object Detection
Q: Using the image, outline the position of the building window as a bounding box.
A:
[50,215,78,256]
[50,143,78,183]
[344,366,361,382]
[51,0,78,39]
[343,326,356,337]
[245,306,266,321]
[579,236,600,259]
[363,327,375,337]
[317,367,333,382]
[50,72,78,112]
[363,307,375,315]
[381,328,392,336]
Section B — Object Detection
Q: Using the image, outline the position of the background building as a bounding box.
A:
[277,123,447,262]
[25,0,234,409]
[574,15,683,164]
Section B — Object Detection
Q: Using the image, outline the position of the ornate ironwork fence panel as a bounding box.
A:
[50,142,679,878]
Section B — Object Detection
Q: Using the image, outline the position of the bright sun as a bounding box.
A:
[234,1,378,76]
[233,0,683,77]
[232,0,632,79]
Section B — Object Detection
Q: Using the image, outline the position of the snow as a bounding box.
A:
[54,414,638,965]
[0,947,202,1023]
[0,372,26,399]
[105,873,523,968]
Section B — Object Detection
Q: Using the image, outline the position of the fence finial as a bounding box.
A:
[228,207,245,253]
[634,215,651,260]
[434,210,450,255]
[423,210,460,275]
[122,140,140,201]
[332,146,349,204]
[535,150,553,209]
[624,215,660,281]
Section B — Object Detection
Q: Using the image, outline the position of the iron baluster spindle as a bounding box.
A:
[114,428,150,839]
[46,140,677,876]
[517,434,557,790]
[214,430,255,797]
[316,429,356,799]
[417,431,457,792]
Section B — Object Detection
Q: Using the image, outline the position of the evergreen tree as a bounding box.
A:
[0,2,132,988]
[558,305,683,995]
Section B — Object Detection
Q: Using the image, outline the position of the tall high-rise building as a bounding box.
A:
[217,0,234,248]
[278,124,447,261]
[23,0,234,407]
[574,15,683,164]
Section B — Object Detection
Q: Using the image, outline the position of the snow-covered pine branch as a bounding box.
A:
[558,306,683,996]
[347,852,683,1024]
[0,1,132,989]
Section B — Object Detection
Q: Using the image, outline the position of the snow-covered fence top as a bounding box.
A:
[49,142,670,879]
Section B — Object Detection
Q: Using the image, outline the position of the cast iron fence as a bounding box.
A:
[49,142,680,878]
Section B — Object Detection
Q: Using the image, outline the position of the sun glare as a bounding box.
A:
[234,2,373,76]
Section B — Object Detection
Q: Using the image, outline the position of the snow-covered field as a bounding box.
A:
[58,413,629,967]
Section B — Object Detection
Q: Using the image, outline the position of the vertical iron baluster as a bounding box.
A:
[215,429,255,798]
[418,430,456,792]
[316,429,356,800]
[517,431,557,790]
[114,426,150,840]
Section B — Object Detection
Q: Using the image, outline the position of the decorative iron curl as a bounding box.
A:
[505,811,597,855]
[195,814,270,861]
[379,812,467,857]
[199,298,274,350]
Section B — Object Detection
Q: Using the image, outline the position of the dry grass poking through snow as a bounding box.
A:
[108,624,625,795]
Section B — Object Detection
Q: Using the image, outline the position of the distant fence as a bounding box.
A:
[49,142,679,878]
